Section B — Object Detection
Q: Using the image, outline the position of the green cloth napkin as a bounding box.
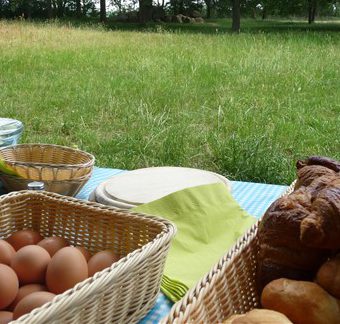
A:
[132,182,256,302]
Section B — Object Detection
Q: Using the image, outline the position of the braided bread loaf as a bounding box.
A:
[257,156,340,291]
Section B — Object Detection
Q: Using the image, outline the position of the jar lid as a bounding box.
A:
[93,167,231,208]
[0,118,24,136]
[27,181,45,191]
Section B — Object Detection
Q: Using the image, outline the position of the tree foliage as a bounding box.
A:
[0,0,339,26]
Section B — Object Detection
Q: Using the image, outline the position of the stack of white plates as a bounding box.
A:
[90,167,231,209]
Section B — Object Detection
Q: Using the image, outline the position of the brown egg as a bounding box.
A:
[75,246,92,262]
[0,311,13,324]
[0,240,15,265]
[11,245,51,285]
[46,247,88,294]
[8,284,47,311]
[37,237,69,257]
[6,230,43,251]
[13,291,55,320]
[88,250,120,277]
[0,264,19,310]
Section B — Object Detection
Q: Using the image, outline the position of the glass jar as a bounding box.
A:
[0,118,24,147]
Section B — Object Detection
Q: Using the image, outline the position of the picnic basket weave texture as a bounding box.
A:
[0,173,91,197]
[0,144,94,180]
[0,144,95,196]
[163,182,296,324]
[0,190,176,324]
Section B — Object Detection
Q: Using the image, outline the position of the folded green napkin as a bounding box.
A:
[132,182,256,302]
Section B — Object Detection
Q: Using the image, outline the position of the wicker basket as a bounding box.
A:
[0,144,95,196]
[0,172,91,197]
[163,183,296,324]
[0,191,176,324]
[0,144,95,180]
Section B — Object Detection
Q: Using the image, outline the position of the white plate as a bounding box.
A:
[92,167,231,208]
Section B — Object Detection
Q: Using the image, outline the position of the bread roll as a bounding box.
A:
[256,187,330,291]
[223,309,292,323]
[316,254,340,298]
[222,314,245,323]
[261,278,340,324]
[300,178,340,249]
[296,156,340,173]
[257,166,340,290]
[295,165,336,190]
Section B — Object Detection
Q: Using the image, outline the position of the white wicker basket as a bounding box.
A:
[0,190,176,323]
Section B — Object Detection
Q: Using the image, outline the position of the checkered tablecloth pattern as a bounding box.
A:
[75,167,288,324]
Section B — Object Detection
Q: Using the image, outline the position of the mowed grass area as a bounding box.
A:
[0,20,339,184]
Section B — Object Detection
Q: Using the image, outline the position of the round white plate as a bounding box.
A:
[92,167,231,208]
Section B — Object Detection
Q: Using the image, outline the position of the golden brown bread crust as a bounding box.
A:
[257,156,340,290]
[296,156,340,172]
[257,188,330,290]
[316,254,340,299]
[295,165,336,190]
[300,178,340,249]
[223,309,292,324]
[261,278,340,324]
[295,155,339,190]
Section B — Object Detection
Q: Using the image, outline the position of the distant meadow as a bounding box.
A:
[1,19,339,184]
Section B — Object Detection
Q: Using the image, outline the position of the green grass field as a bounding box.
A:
[0,19,339,184]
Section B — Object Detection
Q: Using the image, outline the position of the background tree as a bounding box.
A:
[0,0,339,22]
[75,0,81,17]
[232,0,240,32]
[100,0,106,21]
[139,0,152,22]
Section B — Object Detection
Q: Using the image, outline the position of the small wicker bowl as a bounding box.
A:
[0,144,95,196]
[0,172,92,196]
[0,144,95,180]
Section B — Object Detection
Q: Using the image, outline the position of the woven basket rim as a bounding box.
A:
[162,180,296,323]
[0,143,95,168]
[1,190,176,323]
[0,190,176,231]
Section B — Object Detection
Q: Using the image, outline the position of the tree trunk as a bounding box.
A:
[138,0,153,23]
[82,0,87,15]
[76,0,81,18]
[251,8,256,19]
[205,0,211,19]
[308,0,317,24]
[100,0,106,22]
[47,0,53,18]
[232,0,240,33]
[24,0,32,18]
[262,7,266,20]
[56,0,65,17]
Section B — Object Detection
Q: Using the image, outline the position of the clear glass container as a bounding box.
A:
[0,118,24,147]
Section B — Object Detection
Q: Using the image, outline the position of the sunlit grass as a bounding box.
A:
[0,20,339,184]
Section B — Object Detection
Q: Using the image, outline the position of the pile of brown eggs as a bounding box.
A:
[0,229,120,323]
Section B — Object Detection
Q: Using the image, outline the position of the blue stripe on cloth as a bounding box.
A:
[231,181,288,219]
[76,167,125,200]
[138,294,174,324]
